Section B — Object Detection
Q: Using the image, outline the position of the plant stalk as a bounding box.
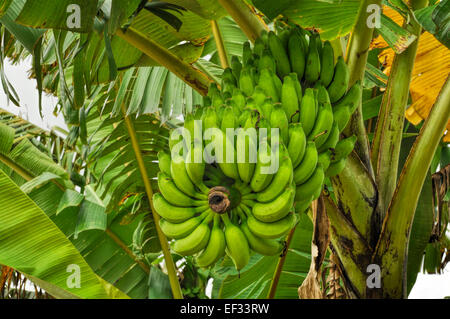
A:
[217,0,268,43]
[371,0,428,216]
[211,20,229,68]
[267,226,297,299]
[120,103,183,299]
[375,75,450,298]
[343,0,382,176]
[116,27,214,96]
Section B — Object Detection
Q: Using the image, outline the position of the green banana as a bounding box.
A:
[318,122,339,153]
[304,33,321,84]
[239,66,255,97]
[333,103,352,133]
[332,81,362,113]
[319,40,335,87]
[270,104,289,144]
[153,193,207,223]
[231,56,242,82]
[185,142,209,194]
[171,154,198,197]
[295,195,313,214]
[272,71,283,98]
[327,56,350,103]
[331,135,357,162]
[221,106,238,131]
[326,157,347,177]
[308,102,334,148]
[196,215,226,268]
[288,32,306,81]
[253,37,265,57]
[160,210,210,239]
[252,86,268,106]
[295,164,324,202]
[250,140,275,193]
[222,213,250,271]
[294,141,318,184]
[213,129,240,180]
[244,205,296,239]
[281,75,300,122]
[317,150,332,171]
[268,31,291,78]
[172,213,213,256]
[236,127,257,184]
[299,88,317,136]
[261,98,274,120]
[256,145,292,203]
[258,68,280,102]
[157,172,206,207]
[288,123,307,168]
[259,49,276,73]
[253,186,295,222]
[239,210,283,256]
[288,73,303,105]
[158,151,172,176]
[243,41,252,65]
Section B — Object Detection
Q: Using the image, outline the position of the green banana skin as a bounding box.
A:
[239,67,255,97]
[158,151,172,176]
[172,213,213,256]
[299,88,317,136]
[196,215,226,268]
[185,142,209,194]
[293,141,318,184]
[212,129,240,180]
[295,194,313,214]
[288,32,306,81]
[250,141,275,193]
[332,81,362,113]
[288,123,307,168]
[288,73,303,105]
[242,41,252,65]
[160,210,210,239]
[268,31,291,79]
[240,216,283,256]
[270,104,289,144]
[236,128,257,184]
[333,103,352,133]
[222,213,250,271]
[259,68,280,102]
[231,56,242,82]
[253,37,265,57]
[171,156,198,197]
[317,150,332,171]
[259,49,276,73]
[272,72,283,98]
[253,186,295,222]
[256,145,293,203]
[331,135,357,162]
[295,164,325,202]
[326,157,347,177]
[157,172,206,207]
[281,76,300,122]
[153,193,208,223]
[308,102,334,148]
[318,122,339,153]
[319,41,335,87]
[327,56,350,103]
[304,33,321,84]
[244,206,296,239]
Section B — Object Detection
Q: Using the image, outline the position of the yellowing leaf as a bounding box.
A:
[373,6,450,142]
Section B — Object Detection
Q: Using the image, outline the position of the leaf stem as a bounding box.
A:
[116,27,214,96]
[375,75,450,298]
[217,0,268,43]
[211,20,229,68]
[120,103,184,299]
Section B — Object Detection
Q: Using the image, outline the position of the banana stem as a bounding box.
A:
[374,75,450,298]
[267,225,297,299]
[120,103,183,299]
[343,0,382,176]
[211,20,230,69]
[217,0,268,43]
[370,0,428,216]
[116,27,214,96]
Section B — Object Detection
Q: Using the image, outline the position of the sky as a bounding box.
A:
[1,59,449,299]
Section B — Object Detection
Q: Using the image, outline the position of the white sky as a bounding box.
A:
[1,59,449,299]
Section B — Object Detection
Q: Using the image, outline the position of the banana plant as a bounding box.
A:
[0,0,449,300]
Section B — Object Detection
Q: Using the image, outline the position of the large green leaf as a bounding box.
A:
[163,0,228,20]
[415,1,450,49]
[0,169,112,299]
[253,0,360,40]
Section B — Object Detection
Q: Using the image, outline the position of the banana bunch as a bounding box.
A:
[152,24,361,271]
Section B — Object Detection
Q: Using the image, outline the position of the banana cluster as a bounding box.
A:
[152,25,360,271]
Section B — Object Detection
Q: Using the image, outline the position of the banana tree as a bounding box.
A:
[0,0,449,299]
